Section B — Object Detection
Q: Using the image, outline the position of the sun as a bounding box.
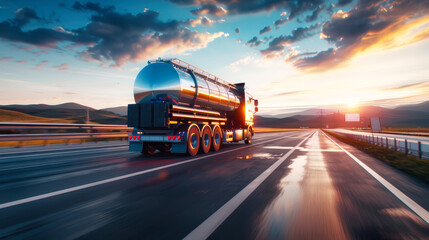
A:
[345,100,360,110]
[347,102,358,109]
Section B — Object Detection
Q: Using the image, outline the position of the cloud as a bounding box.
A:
[34,60,48,69]
[64,91,77,95]
[274,16,289,27]
[0,3,226,67]
[293,0,429,72]
[72,1,115,14]
[15,60,28,63]
[259,26,272,35]
[261,24,320,57]
[33,50,50,56]
[0,57,13,61]
[83,28,226,66]
[191,4,227,16]
[284,50,317,62]
[272,90,307,97]
[305,6,323,22]
[245,36,263,47]
[294,48,338,69]
[0,13,97,48]
[235,27,240,34]
[381,81,429,91]
[187,16,220,27]
[170,0,324,19]
[13,8,41,26]
[228,56,253,71]
[336,0,353,7]
[53,63,69,71]
[0,8,84,48]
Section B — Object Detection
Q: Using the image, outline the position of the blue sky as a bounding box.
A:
[0,0,428,115]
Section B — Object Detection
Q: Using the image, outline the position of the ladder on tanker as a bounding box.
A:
[148,58,237,89]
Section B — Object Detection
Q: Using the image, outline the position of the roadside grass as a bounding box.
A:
[324,130,429,184]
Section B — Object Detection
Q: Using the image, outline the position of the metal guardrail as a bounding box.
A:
[332,130,429,159]
[0,122,132,146]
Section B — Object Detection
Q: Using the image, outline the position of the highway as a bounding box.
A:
[1,130,429,239]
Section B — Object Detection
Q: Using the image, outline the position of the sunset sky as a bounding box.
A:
[0,0,428,116]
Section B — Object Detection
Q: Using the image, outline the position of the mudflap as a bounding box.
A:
[129,142,143,152]
[171,143,187,154]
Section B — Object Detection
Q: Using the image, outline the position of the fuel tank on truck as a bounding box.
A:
[133,61,240,112]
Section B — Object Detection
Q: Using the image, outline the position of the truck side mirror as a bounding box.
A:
[254,99,259,106]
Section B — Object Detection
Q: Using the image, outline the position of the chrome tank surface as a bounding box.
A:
[134,62,240,112]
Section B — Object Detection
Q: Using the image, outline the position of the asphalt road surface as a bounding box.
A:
[1,130,428,239]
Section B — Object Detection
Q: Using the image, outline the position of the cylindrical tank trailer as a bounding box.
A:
[134,61,241,112]
[127,58,258,156]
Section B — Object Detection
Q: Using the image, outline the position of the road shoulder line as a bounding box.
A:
[322,131,429,224]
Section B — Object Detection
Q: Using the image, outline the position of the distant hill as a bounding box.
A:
[101,106,127,116]
[395,101,429,113]
[1,101,428,127]
[2,102,94,111]
[0,109,76,123]
[267,108,336,118]
[256,105,429,128]
[0,103,125,124]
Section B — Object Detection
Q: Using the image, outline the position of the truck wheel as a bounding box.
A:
[245,130,252,144]
[142,143,156,155]
[187,126,200,156]
[159,143,172,153]
[200,127,212,154]
[212,127,221,151]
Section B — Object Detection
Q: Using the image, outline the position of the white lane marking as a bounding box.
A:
[184,131,315,240]
[0,131,311,210]
[322,131,429,224]
[0,146,128,162]
[264,146,342,152]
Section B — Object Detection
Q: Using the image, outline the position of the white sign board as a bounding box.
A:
[370,117,381,132]
[345,113,360,122]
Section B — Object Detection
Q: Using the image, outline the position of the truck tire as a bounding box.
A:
[159,143,172,153]
[200,126,212,154]
[142,143,156,155]
[187,126,200,156]
[211,127,221,151]
[245,129,252,144]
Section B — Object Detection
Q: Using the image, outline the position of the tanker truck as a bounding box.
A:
[127,58,258,156]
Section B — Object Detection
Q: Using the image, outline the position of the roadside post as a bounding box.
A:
[418,141,422,159]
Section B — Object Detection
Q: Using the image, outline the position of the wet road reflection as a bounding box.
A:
[255,131,348,239]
